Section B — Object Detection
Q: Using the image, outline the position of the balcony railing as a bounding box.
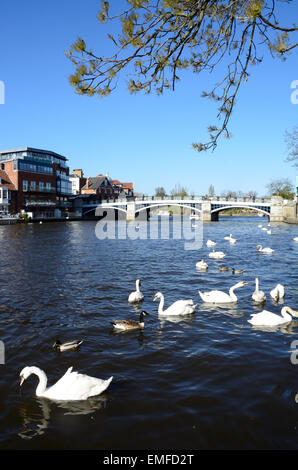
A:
[24,200,56,207]
[23,187,56,193]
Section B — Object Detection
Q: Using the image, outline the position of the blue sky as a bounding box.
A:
[0,0,297,196]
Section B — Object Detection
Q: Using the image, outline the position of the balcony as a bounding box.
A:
[23,187,56,193]
[24,200,56,207]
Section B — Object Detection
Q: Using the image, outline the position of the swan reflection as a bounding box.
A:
[197,302,244,318]
[18,394,108,440]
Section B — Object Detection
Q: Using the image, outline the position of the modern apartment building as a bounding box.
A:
[0,147,72,218]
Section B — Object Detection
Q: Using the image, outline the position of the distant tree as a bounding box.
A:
[155,186,167,197]
[266,178,295,199]
[285,126,298,167]
[170,183,188,197]
[208,184,215,197]
[67,0,298,152]
[246,190,257,198]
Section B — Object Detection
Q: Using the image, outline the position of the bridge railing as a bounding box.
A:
[91,195,273,205]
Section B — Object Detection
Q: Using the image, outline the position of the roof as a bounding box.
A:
[0,170,16,191]
[81,176,107,190]
[0,147,67,161]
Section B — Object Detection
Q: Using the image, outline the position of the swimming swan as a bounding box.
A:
[248,306,298,327]
[206,240,216,247]
[196,260,208,270]
[19,366,113,401]
[270,284,285,302]
[128,279,144,303]
[198,281,247,303]
[208,250,225,259]
[224,234,237,244]
[153,292,196,316]
[252,277,266,303]
[256,245,274,254]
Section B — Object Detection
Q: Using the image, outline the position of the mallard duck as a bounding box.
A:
[111,311,149,331]
[19,366,113,400]
[218,266,229,271]
[53,340,83,352]
[232,268,244,274]
[128,279,144,303]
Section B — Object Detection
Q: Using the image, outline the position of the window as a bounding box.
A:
[23,180,28,191]
[46,182,51,190]
[39,182,44,191]
[30,181,36,190]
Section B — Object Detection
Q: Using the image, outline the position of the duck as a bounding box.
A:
[208,250,225,259]
[196,259,208,270]
[198,281,247,303]
[232,268,244,274]
[206,240,216,247]
[248,306,298,327]
[256,244,274,254]
[128,279,144,303]
[153,292,196,316]
[19,366,113,401]
[111,311,149,331]
[252,277,266,303]
[53,340,83,352]
[270,284,285,302]
[218,266,229,271]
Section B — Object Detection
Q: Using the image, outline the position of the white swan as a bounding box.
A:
[19,366,113,401]
[248,306,298,327]
[224,234,236,244]
[196,259,208,270]
[293,237,298,242]
[128,279,144,303]
[208,250,225,259]
[270,284,285,302]
[252,277,266,303]
[153,292,196,316]
[198,281,247,303]
[206,240,216,247]
[256,244,274,254]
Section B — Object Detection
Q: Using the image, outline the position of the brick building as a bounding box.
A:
[0,147,72,218]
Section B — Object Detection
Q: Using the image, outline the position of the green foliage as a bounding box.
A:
[66,0,298,151]
[266,178,295,200]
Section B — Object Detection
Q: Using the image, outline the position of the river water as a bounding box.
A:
[0,216,297,450]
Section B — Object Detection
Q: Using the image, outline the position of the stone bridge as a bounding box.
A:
[82,195,293,222]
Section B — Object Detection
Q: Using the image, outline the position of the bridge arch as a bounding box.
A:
[84,206,127,216]
[210,205,270,217]
[135,203,202,216]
